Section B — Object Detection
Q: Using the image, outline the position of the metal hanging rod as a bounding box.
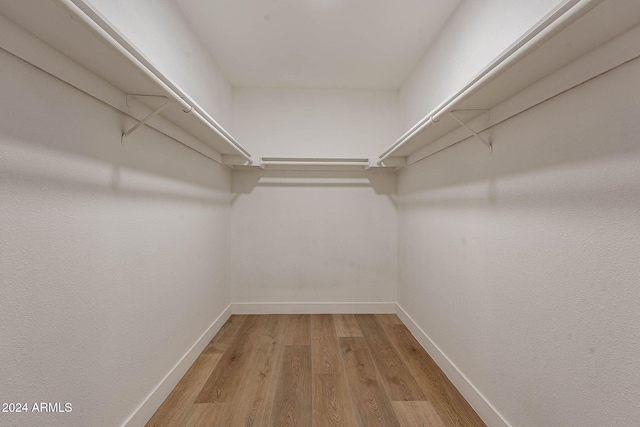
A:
[259,158,371,169]
[377,0,601,164]
[58,0,253,163]
[261,161,370,166]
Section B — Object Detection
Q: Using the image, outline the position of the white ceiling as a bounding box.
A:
[174,0,461,89]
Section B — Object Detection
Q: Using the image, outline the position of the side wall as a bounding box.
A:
[397,42,640,427]
[0,26,232,427]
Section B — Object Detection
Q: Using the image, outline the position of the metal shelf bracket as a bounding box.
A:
[449,109,492,151]
[122,95,171,144]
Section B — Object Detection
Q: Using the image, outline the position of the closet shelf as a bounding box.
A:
[228,157,406,172]
[261,158,371,171]
[0,0,252,164]
[378,0,640,163]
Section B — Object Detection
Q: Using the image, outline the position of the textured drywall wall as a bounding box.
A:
[0,41,231,426]
[230,88,400,304]
[400,0,563,130]
[232,88,400,158]
[230,169,398,304]
[86,0,233,129]
[397,48,640,426]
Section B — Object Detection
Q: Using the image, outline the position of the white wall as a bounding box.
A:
[87,0,233,129]
[400,0,563,130]
[397,46,640,426]
[230,169,398,306]
[232,88,399,158]
[230,87,400,308]
[0,37,231,427]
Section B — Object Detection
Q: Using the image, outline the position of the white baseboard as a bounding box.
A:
[395,304,510,427]
[122,304,233,427]
[232,302,396,314]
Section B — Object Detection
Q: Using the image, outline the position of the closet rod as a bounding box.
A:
[57,0,253,163]
[261,161,369,167]
[377,0,601,164]
[260,158,371,167]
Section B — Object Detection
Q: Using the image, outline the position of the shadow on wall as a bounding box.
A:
[230,168,398,205]
[232,168,396,193]
[1,160,230,207]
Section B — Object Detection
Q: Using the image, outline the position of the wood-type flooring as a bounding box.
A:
[146,314,486,427]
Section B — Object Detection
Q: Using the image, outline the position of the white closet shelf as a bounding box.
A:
[226,157,406,172]
[380,0,640,162]
[2,0,639,171]
[261,158,371,172]
[0,0,252,163]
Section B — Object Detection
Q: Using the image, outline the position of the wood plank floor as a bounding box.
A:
[146,314,485,427]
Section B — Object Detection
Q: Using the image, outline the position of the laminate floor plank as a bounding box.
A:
[311,314,342,374]
[313,373,358,427]
[375,313,403,326]
[356,314,426,402]
[393,401,447,427]
[255,315,290,425]
[145,354,221,427]
[287,314,311,345]
[180,403,228,426]
[264,314,290,340]
[226,314,288,427]
[339,337,402,427]
[382,323,486,426]
[202,315,245,354]
[270,345,312,427]
[195,315,265,403]
[332,314,363,337]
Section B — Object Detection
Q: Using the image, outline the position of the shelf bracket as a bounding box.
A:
[449,110,492,151]
[121,96,171,144]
